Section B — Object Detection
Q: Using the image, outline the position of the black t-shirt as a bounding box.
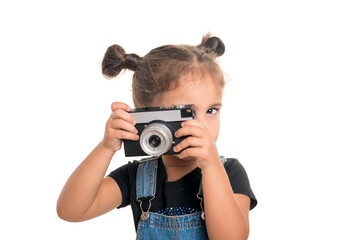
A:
[108,157,257,231]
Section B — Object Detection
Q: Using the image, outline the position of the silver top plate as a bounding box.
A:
[131,109,193,124]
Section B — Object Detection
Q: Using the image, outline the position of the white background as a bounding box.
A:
[1,0,359,239]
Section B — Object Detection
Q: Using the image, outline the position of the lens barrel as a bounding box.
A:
[139,122,173,156]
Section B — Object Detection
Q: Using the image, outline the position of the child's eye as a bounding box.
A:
[207,108,219,115]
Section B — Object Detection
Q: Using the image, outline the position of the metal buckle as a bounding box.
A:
[137,195,155,221]
[196,193,205,220]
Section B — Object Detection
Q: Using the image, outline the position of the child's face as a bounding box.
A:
[156,74,223,142]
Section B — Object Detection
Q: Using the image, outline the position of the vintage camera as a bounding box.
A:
[123,105,196,157]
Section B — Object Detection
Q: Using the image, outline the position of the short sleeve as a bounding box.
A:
[224,158,257,210]
[108,160,139,208]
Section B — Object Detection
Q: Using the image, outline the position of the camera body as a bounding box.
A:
[124,105,196,157]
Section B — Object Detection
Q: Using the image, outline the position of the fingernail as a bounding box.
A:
[181,122,185,127]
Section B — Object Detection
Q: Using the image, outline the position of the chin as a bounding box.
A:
[163,154,196,162]
[179,156,197,162]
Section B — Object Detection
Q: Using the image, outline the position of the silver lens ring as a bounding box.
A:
[140,123,173,156]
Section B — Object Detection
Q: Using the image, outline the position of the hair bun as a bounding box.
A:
[102,44,142,78]
[198,33,225,57]
[198,34,225,57]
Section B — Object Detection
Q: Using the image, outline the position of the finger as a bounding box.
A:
[111,109,136,125]
[110,119,138,134]
[181,119,206,129]
[118,131,139,141]
[175,126,204,138]
[111,129,139,141]
[173,137,202,153]
[111,102,131,112]
[178,147,204,160]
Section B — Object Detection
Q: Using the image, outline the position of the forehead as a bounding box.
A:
[157,74,223,106]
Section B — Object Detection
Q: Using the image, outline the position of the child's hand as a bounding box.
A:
[101,102,139,152]
[173,120,221,171]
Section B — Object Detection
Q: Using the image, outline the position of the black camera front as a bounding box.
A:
[123,105,196,157]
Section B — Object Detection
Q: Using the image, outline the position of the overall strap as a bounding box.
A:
[136,156,158,220]
[136,156,158,199]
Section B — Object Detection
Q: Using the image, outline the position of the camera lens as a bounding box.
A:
[149,135,161,148]
[140,122,173,156]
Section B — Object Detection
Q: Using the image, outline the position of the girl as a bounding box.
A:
[57,34,257,240]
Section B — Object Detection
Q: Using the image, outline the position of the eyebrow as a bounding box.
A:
[209,103,223,108]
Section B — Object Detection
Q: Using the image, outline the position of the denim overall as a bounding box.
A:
[135,156,226,240]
